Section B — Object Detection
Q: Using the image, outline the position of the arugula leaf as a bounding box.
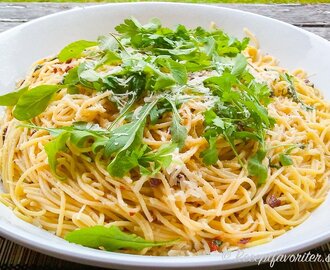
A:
[249,82,272,106]
[0,86,29,106]
[97,50,122,67]
[63,66,80,94]
[202,106,244,166]
[75,63,104,91]
[139,143,177,175]
[70,124,108,152]
[241,97,272,127]
[116,18,247,67]
[143,64,176,91]
[105,100,159,176]
[107,150,141,178]
[115,18,143,37]
[98,35,119,52]
[58,40,98,62]
[277,145,297,167]
[149,100,172,125]
[203,109,218,125]
[279,154,293,166]
[55,18,248,97]
[115,18,161,49]
[204,73,236,93]
[106,98,181,177]
[106,124,145,177]
[63,66,79,85]
[201,36,216,56]
[13,85,63,120]
[268,144,300,168]
[66,60,147,94]
[65,225,177,251]
[107,143,175,177]
[281,73,314,111]
[200,137,218,165]
[233,131,262,142]
[202,60,274,169]
[44,131,70,179]
[247,150,268,184]
[149,105,161,125]
[79,69,102,84]
[107,95,137,131]
[165,98,187,149]
[22,122,110,177]
[105,101,157,158]
[69,129,99,148]
[156,57,187,85]
[170,113,187,149]
[154,74,176,91]
[168,59,187,85]
[231,54,247,77]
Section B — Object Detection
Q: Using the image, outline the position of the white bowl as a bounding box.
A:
[0,3,329,269]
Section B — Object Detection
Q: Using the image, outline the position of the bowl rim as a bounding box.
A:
[0,2,329,269]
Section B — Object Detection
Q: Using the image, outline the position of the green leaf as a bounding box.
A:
[44,131,70,179]
[70,130,96,147]
[203,109,217,125]
[98,35,119,52]
[166,98,187,149]
[231,54,247,77]
[0,86,28,106]
[105,100,159,176]
[247,149,268,184]
[203,64,274,169]
[105,120,142,158]
[204,73,237,93]
[202,36,216,56]
[102,76,127,93]
[149,101,172,125]
[77,63,104,91]
[241,99,272,127]
[22,123,110,178]
[126,73,146,96]
[105,100,178,177]
[65,225,177,251]
[213,117,225,129]
[58,40,98,62]
[13,85,62,120]
[154,73,175,91]
[20,123,64,137]
[281,73,314,111]
[279,154,293,166]
[156,57,187,85]
[107,95,137,131]
[250,82,272,106]
[171,116,187,149]
[200,136,218,165]
[107,125,145,177]
[69,122,109,150]
[234,131,262,142]
[140,143,176,175]
[107,151,140,178]
[115,18,142,37]
[63,66,79,85]
[91,137,108,153]
[97,50,122,67]
[79,69,101,83]
[167,59,187,85]
[63,67,80,94]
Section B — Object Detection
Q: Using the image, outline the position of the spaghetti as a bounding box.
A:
[0,19,329,256]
